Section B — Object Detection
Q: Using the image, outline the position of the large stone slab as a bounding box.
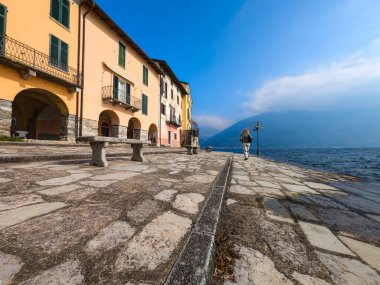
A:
[299,222,354,256]
[0,202,66,230]
[224,245,293,285]
[291,272,331,285]
[228,185,255,195]
[154,189,178,202]
[23,260,84,285]
[288,203,319,222]
[127,200,160,224]
[334,195,380,215]
[257,180,282,189]
[91,171,139,181]
[314,208,380,243]
[317,251,380,285]
[85,221,135,254]
[79,180,117,188]
[339,235,380,271]
[38,184,82,196]
[0,251,22,285]
[0,194,44,211]
[115,212,191,271]
[172,193,205,214]
[3,204,120,253]
[303,182,338,190]
[184,174,215,183]
[112,164,150,172]
[283,184,319,194]
[263,197,294,223]
[37,173,93,186]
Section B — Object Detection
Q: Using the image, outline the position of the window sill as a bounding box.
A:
[49,16,70,32]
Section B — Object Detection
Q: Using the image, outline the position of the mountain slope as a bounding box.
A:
[204,109,380,148]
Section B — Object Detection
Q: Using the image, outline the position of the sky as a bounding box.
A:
[95,0,380,130]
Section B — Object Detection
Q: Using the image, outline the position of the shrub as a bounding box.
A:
[0,136,25,142]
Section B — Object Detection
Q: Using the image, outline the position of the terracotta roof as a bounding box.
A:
[152,59,188,95]
[82,0,163,75]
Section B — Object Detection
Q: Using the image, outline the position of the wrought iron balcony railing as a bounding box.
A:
[0,34,82,87]
[166,115,182,127]
[102,85,142,111]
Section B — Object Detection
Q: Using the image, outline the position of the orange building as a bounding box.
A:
[78,1,162,142]
[0,0,81,140]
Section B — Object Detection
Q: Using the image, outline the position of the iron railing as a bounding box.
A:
[102,85,142,111]
[0,34,82,87]
[166,115,182,127]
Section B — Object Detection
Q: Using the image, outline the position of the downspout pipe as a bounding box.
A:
[79,0,95,137]
[159,75,162,146]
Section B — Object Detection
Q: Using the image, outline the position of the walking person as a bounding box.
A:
[240,128,253,160]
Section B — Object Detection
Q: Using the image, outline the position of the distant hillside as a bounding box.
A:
[204,109,380,148]
[198,126,221,146]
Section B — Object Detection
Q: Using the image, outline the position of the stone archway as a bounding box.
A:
[98,110,120,137]
[12,89,69,140]
[127,117,141,139]
[148,123,158,144]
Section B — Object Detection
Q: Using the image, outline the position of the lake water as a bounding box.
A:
[212,147,380,183]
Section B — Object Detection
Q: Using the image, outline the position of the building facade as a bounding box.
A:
[153,59,187,147]
[181,82,192,130]
[79,1,161,143]
[0,0,81,140]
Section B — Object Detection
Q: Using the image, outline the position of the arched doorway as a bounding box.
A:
[148,123,158,144]
[127,117,141,139]
[98,110,119,137]
[12,89,69,140]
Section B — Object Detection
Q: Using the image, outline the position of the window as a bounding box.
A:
[118,42,126,68]
[50,0,70,28]
[142,94,148,115]
[168,131,171,144]
[174,133,177,140]
[143,65,148,86]
[164,82,168,98]
[171,89,173,99]
[113,76,130,104]
[161,103,166,115]
[50,35,68,71]
[177,96,179,105]
[0,4,6,53]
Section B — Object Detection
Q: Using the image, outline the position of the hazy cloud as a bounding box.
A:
[244,42,380,114]
[193,115,232,130]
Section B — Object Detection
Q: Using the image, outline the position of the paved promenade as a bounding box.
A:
[217,154,380,285]
[0,150,229,284]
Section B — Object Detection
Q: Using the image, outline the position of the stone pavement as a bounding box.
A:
[0,151,230,284]
[218,154,380,285]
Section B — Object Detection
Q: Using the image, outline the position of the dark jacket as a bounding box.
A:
[240,133,253,143]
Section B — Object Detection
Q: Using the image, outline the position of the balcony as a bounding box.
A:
[0,34,82,88]
[102,85,142,112]
[166,115,182,127]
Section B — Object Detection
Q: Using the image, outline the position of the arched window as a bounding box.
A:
[101,122,109,137]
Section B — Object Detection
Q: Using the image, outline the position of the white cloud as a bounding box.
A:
[244,43,380,114]
[192,115,232,130]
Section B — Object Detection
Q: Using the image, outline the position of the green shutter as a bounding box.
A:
[0,4,6,53]
[142,94,148,115]
[60,40,68,69]
[50,35,59,66]
[61,0,70,28]
[118,42,125,68]
[50,0,60,21]
[113,76,119,99]
[143,66,148,85]
[126,83,131,104]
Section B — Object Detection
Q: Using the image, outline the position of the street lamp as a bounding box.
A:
[250,121,264,156]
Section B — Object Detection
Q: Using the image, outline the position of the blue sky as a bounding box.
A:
[96,0,380,130]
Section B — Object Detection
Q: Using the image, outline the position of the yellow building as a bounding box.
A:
[79,0,162,143]
[181,82,192,130]
[0,0,81,140]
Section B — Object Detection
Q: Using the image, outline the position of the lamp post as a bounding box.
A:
[250,121,263,156]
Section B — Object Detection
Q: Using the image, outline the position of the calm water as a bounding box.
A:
[212,147,380,183]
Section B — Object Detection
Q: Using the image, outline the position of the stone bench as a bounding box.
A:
[76,136,149,167]
[185,145,199,155]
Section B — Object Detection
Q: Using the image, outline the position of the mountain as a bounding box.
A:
[198,126,221,146]
[204,109,380,148]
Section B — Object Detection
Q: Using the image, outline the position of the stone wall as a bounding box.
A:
[112,125,128,138]
[0,99,12,136]
[81,118,98,137]
[133,129,148,141]
[66,115,77,141]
